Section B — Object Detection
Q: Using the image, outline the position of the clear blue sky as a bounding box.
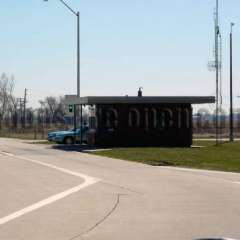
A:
[1,0,240,109]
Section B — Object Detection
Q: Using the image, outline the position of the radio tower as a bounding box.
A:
[219,32,223,142]
[215,0,220,145]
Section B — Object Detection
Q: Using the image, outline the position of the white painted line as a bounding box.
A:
[0,150,100,181]
[233,181,240,185]
[0,181,97,225]
[0,150,101,225]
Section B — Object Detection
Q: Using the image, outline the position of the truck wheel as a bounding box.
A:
[64,137,73,145]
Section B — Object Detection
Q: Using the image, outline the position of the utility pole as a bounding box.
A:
[230,23,235,142]
[18,90,27,130]
[40,101,46,139]
[17,98,23,128]
[23,88,27,129]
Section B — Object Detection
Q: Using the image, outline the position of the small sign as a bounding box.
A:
[69,105,74,113]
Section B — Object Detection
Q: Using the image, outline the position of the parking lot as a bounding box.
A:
[1,138,240,240]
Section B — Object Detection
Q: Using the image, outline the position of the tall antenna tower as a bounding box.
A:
[219,32,223,141]
[208,0,221,145]
[214,0,221,145]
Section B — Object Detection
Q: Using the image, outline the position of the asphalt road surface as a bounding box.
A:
[0,138,240,240]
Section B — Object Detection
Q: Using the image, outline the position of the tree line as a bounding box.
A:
[0,73,66,131]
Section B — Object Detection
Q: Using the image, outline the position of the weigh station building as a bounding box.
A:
[64,95,215,147]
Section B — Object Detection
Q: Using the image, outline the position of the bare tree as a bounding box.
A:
[0,74,15,129]
[45,97,57,124]
[8,95,18,129]
[40,96,65,125]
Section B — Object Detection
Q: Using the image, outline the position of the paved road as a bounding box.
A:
[0,138,240,240]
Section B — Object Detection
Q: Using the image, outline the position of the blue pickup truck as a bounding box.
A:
[48,126,89,144]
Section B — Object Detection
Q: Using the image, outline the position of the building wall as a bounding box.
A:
[94,103,193,147]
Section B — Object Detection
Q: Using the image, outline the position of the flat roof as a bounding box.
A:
[64,95,215,105]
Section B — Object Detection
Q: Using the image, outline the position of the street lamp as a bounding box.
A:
[44,0,80,98]
[44,0,81,143]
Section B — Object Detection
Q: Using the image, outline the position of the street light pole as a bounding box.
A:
[44,0,80,97]
[230,23,234,142]
[77,11,80,98]
[76,11,83,144]
[44,0,81,143]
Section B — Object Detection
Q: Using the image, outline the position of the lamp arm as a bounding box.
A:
[59,0,78,16]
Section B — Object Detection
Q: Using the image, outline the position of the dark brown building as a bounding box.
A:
[65,96,215,147]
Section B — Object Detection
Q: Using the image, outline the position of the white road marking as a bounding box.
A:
[233,181,240,185]
[0,182,96,225]
[0,150,101,225]
[0,150,98,180]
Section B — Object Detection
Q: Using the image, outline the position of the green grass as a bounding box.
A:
[0,132,45,140]
[91,141,240,173]
[30,140,55,145]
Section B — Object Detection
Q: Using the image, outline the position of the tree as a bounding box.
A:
[0,74,14,129]
[39,96,66,126]
[45,96,57,124]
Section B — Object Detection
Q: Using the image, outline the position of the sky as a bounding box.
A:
[0,0,240,110]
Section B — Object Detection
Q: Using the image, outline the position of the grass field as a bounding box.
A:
[0,131,45,140]
[91,141,240,173]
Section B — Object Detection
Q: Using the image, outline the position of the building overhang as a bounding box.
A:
[64,95,215,105]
